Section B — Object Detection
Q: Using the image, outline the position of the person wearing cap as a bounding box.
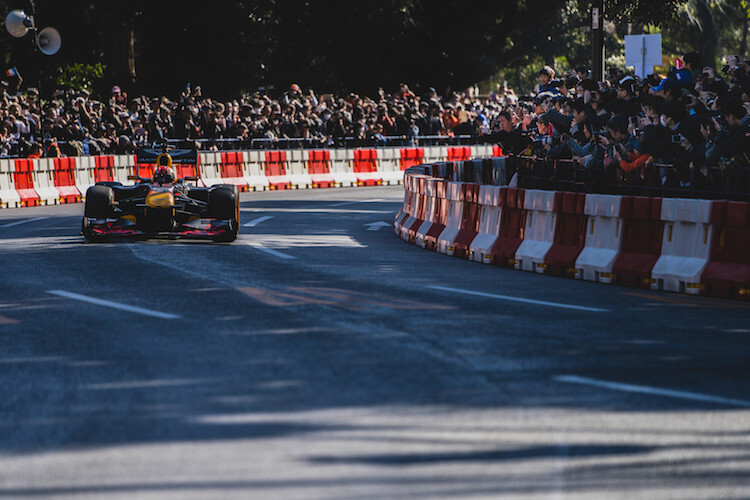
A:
[111,85,126,106]
[612,77,640,116]
[534,66,561,95]
[281,84,302,107]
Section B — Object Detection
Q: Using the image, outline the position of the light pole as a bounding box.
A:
[591,0,605,82]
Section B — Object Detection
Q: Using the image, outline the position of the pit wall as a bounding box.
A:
[395,163,750,301]
[0,145,503,208]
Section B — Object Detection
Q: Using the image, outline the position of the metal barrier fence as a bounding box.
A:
[1,134,481,159]
[509,155,750,202]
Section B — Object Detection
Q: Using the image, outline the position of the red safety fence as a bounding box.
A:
[452,183,481,259]
[53,157,81,203]
[13,159,39,206]
[701,201,750,299]
[447,146,472,162]
[94,155,115,183]
[308,150,335,188]
[265,151,291,189]
[490,188,526,268]
[544,192,587,277]
[400,148,425,171]
[611,196,664,288]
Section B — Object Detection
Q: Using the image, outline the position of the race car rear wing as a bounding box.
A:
[136,148,197,165]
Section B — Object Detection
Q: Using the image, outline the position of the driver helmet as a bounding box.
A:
[153,166,175,184]
[153,153,176,184]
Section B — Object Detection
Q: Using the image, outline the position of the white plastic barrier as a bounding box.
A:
[650,198,713,294]
[0,159,21,208]
[471,144,493,159]
[414,179,440,247]
[379,148,402,185]
[113,155,134,184]
[469,185,502,263]
[437,182,465,255]
[400,177,431,241]
[287,149,313,189]
[245,151,270,190]
[330,149,357,187]
[574,194,624,283]
[423,145,447,164]
[514,189,557,272]
[35,158,61,205]
[75,156,96,195]
[197,152,221,186]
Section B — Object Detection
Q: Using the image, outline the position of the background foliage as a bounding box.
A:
[0,0,747,99]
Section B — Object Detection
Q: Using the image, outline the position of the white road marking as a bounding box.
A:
[47,290,181,319]
[245,242,296,260]
[242,207,391,215]
[328,199,386,207]
[0,217,48,228]
[243,216,274,228]
[241,234,365,249]
[555,375,750,408]
[428,286,609,312]
[364,221,391,231]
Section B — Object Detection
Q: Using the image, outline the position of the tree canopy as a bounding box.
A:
[2,0,744,99]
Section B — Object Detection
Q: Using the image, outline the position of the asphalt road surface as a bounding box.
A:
[1,186,749,500]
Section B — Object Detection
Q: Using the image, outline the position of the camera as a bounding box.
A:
[671,134,682,144]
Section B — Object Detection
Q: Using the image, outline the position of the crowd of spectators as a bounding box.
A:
[1,51,748,191]
[495,53,750,192]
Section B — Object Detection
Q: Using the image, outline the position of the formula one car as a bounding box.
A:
[81,146,239,242]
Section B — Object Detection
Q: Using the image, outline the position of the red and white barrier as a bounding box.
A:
[14,159,42,206]
[287,150,313,189]
[0,158,21,208]
[352,149,382,186]
[330,149,357,187]
[544,192,587,277]
[378,148,402,186]
[416,179,448,249]
[423,146,447,164]
[245,151,270,190]
[402,177,431,243]
[469,185,503,263]
[395,164,750,301]
[264,151,292,189]
[574,194,624,283]
[514,189,557,272]
[220,151,251,189]
[488,188,526,268]
[52,157,81,203]
[114,154,135,184]
[701,201,750,299]
[650,198,713,294]
[451,184,482,259]
[436,182,466,255]
[198,152,222,186]
[305,150,335,188]
[611,196,664,288]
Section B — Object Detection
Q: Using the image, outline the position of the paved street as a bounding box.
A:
[0,186,748,499]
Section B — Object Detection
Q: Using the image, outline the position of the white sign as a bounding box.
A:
[625,34,662,78]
